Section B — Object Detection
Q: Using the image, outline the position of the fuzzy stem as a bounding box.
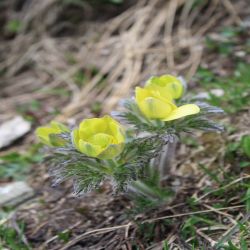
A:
[158,138,177,181]
[104,159,119,174]
[128,179,159,200]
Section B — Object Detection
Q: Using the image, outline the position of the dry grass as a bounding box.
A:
[0,0,243,123]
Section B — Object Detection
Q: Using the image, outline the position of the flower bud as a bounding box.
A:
[36,121,69,146]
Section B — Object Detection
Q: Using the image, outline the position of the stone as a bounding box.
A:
[194,92,210,100]
[0,116,31,149]
[0,181,34,207]
[210,88,224,97]
[235,51,246,58]
[195,88,224,100]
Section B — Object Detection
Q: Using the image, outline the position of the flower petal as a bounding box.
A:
[50,121,70,132]
[35,127,59,146]
[106,118,125,143]
[49,134,67,147]
[145,75,183,99]
[88,133,114,147]
[97,143,124,159]
[135,87,151,103]
[72,129,81,151]
[73,115,125,159]
[138,97,175,119]
[162,104,200,121]
[79,117,108,135]
[78,139,103,157]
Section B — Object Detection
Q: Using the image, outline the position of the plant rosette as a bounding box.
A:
[36,74,224,195]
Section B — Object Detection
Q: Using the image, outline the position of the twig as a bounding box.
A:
[42,221,81,247]
[57,223,132,250]
[194,226,218,247]
[56,204,245,250]
[214,212,250,249]
[221,0,242,25]
[195,175,250,202]
[11,215,31,250]
[142,205,245,224]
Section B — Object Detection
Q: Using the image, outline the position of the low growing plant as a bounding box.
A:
[36,74,223,198]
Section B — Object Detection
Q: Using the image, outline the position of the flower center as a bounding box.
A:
[88,133,114,148]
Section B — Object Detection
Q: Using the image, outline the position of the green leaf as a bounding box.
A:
[240,237,248,250]
[235,63,250,84]
[242,135,250,158]
[0,222,29,250]
[244,188,250,212]
[227,241,240,250]
[49,134,68,147]
[240,161,250,168]
[73,70,85,86]
[198,164,221,184]
[57,231,70,242]
[0,146,42,180]
[5,20,22,33]
[163,240,169,250]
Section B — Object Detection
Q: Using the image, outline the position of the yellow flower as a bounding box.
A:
[135,87,200,121]
[72,115,125,159]
[36,121,69,146]
[145,74,184,99]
